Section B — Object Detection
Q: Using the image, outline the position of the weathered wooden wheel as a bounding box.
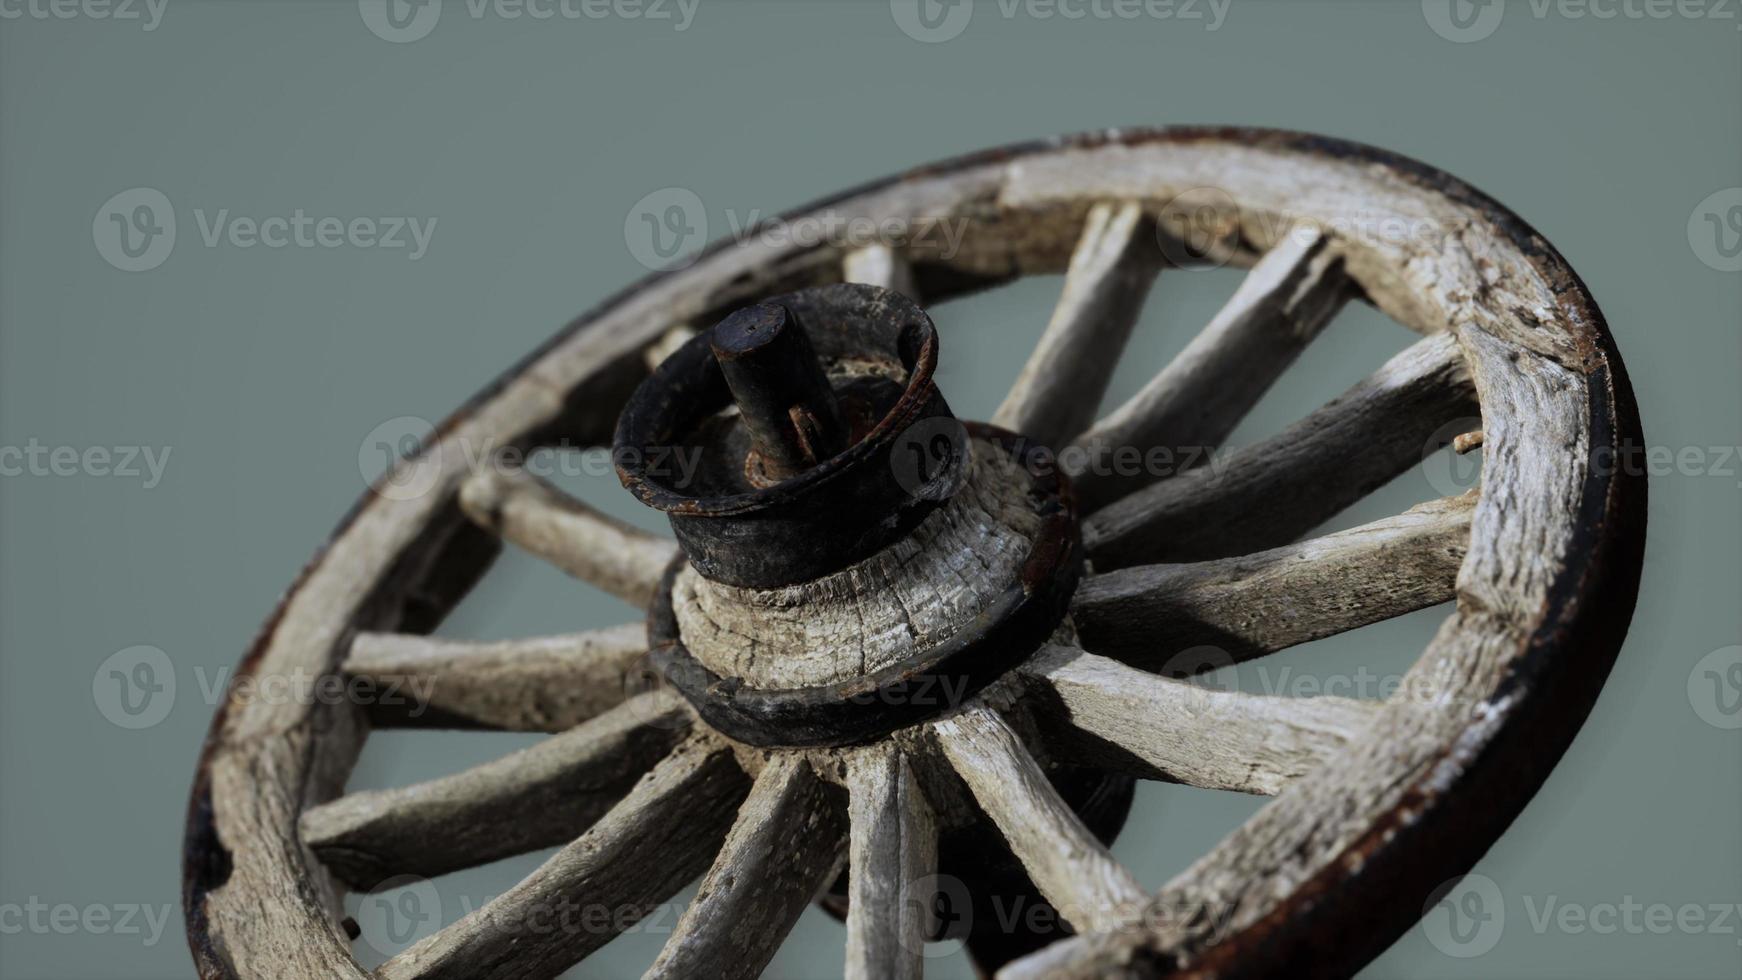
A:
[183,128,1646,980]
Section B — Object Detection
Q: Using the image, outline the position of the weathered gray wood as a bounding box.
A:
[460,465,677,607]
[343,623,649,731]
[645,755,848,979]
[1071,230,1350,513]
[843,244,918,298]
[1075,493,1474,668]
[932,705,1146,933]
[844,745,936,980]
[674,436,1041,688]
[1019,647,1378,795]
[376,736,747,980]
[299,691,688,888]
[993,202,1162,448]
[1085,331,1477,569]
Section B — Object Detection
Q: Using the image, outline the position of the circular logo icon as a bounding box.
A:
[355,875,443,956]
[1155,187,1240,270]
[1689,645,1742,730]
[1421,0,1504,43]
[360,416,440,502]
[359,0,442,43]
[1688,187,1742,273]
[1420,416,1485,497]
[1421,873,1504,958]
[900,873,974,957]
[625,188,707,271]
[93,188,176,272]
[620,653,691,732]
[890,416,970,501]
[1157,644,1235,719]
[890,0,973,43]
[93,645,176,729]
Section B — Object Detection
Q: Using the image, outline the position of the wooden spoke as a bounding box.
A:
[459,465,677,607]
[1071,230,1350,513]
[343,622,649,731]
[993,202,1162,448]
[1019,647,1379,795]
[644,325,699,371]
[844,745,936,980]
[932,705,1145,933]
[645,755,848,979]
[1085,331,1477,569]
[843,243,917,298]
[300,691,688,888]
[1075,493,1474,669]
[376,735,747,980]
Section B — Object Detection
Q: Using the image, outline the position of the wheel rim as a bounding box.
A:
[183,127,1647,980]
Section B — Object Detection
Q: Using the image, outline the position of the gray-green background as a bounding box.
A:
[1,1,1737,977]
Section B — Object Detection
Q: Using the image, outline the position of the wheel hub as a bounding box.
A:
[615,283,1085,747]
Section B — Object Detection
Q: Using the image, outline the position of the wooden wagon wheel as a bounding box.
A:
[183,127,1646,980]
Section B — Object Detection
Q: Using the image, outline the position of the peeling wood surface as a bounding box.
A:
[1072,229,1349,512]
[460,465,677,608]
[1019,646,1379,795]
[1084,331,1478,569]
[844,744,936,980]
[994,202,1163,448]
[645,755,848,979]
[300,691,688,888]
[1075,492,1474,668]
[672,438,1042,688]
[344,623,649,731]
[933,705,1147,934]
[376,736,747,980]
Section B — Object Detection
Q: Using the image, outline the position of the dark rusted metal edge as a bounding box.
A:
[645,423,1083,748]
[183,128,1647,979]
